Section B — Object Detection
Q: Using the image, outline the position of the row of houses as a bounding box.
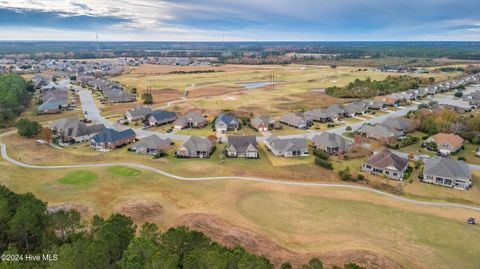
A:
[81,78,136,103]
[361,148,472,189]
[35,77,73,114]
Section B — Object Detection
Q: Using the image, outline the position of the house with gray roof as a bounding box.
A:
[251,115,275,131]
[362,148,409,180]
[90,128,136,151]
[381,118,417,133]
[126,106,152,122]
[344,103,368,117]
[423,157,471,189]
[130,135,172,155]
[175,136,214,158]
[312,132,353,154]
[358,124,403,143]
[148,110,178,126]
[174,111,208,129]
[266,136,309,157]
[226,135,258,158]
[103,89,136,103]
[52,117,105,144]
[280,112,311,129]
[304,108,334,122]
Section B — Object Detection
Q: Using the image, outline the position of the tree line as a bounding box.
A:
[0,74,33,128]
[325,75,428,98]
[0,185,366,269]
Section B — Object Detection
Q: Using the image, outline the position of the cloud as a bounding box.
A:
[0,0,478,40]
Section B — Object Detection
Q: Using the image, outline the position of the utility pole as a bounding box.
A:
[96,33,99,51]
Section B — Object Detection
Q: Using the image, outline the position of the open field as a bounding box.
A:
[108,64,462,119]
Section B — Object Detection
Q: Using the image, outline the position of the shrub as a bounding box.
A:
[458,156,466,161]
[346,126,352,132]
[313,148,330,160]
[403,166,413,180]
[16,119,41,137]
[356,174,366,181]
[339,167,353,181]
[153,152,168,159]
[314,158,333,170]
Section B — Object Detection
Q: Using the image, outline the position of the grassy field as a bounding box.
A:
[106,165,141,176]
[108,64,461,120]
[57,170,97,185]
[0,154,479,269]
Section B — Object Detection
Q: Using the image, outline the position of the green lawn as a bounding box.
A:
[106,165,141,176]
[57,171,97,185]
[455,142,480,164]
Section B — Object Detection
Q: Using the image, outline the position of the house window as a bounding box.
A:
[393,173,397,176]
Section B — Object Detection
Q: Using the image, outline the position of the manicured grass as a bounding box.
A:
[455,142,480,165]
[57,171,97,185]
[106,165,141,176]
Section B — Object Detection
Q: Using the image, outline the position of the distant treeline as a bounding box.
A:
[326,76,427,98]
[0,74,32,128]
[2,41,480,60]
[168,70,223,74]
[0,185,366,269]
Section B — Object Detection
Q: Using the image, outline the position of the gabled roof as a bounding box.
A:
[251,115,274,127]
[38,97,65,111]
[91,128,135,143]
[382,118,416,132]
[424,157,471,179]
[267,136,308,152]
[52,117,104,138]
[359,124,403,139]
[127,106,152,118]
[365,148,408,171]
[312,132,353,151]
[227,135,257,153]
[131,135,171,150]
[150,110,177,122]
[280,112,309,126]
[180,136,213,152]
[215,113,240,125]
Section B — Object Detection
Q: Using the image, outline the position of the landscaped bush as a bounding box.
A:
[315,157,333,170]
[153,152,168,159]
[458,156,466,161]
[313,148,330,160]
[356,174,366,181]
[403,166,414,180]
[16,119,41,137]
[339,167,353,181]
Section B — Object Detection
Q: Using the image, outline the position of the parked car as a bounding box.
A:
[468,218,477,225]
[166,128,173,133]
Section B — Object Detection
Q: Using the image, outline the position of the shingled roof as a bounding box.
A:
[364,148,408,172]
[424,157,471,180]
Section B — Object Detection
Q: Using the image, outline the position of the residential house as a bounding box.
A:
[175,136,214,158]
[425,133,464,155]
[215,114,241,133]
[130,135,172,155]
[311,132,353,154]
[51,117,105,144]
[362,148,409,180]
[358,124,403,143]
[90,128,136,151]
[148,110,178,126]
[344,103,368,117]
[423,157,471,189]
[374,95,398,106]
[251,115,275,132]
[226,135,258,158]
[37,97,65,114]
[103,89,136,103]
[265,136,309,157]
[126,106,152,122]
[381,118,417,133]
[174,111,208,129]
[280,112,311,129]
[436,97,474,112]
[304,109,334,122]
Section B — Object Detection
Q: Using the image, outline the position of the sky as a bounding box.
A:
[0,0,479,41]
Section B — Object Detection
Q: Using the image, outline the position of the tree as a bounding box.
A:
[281,262,294,269]
[142,92,153,104]
[0,74,31,128]
[454,91,463,98]
[39,127,52,142]
[16,119,41,137]
[131,88,137,95]
[140,222,159,242]
[301,257,323,269]
[346,126,352,132]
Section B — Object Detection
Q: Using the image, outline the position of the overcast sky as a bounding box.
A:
[0,0,479,41]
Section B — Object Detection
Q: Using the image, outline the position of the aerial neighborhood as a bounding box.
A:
[18,67,480,193]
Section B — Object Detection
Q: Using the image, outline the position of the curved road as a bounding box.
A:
[1,136,479,212]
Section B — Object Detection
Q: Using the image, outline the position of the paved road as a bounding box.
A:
[0,136,479,212]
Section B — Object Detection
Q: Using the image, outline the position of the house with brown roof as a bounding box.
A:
[362,148,409,180]
[425,133,464,155]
